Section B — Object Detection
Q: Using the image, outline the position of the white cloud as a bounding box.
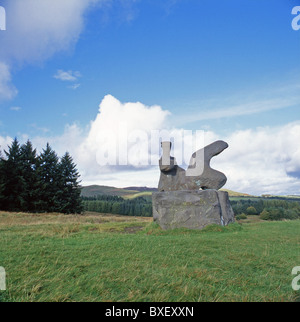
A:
[54,70,81,82]
[60,97,300,196]
[0,135,13,153]
[29,123,84,157]
[0,62,17,101]
[0,0,102,100]
[77,94,171,175]
[0,0,141,101]
[211,122,300,195]
[1,95,300,196]
[0,0,98,64]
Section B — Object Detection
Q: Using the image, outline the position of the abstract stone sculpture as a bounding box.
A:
[153,190,235,230]
[158,140,228,192]
[153,140,235,230]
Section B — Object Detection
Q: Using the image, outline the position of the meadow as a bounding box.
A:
[0,211,299,302]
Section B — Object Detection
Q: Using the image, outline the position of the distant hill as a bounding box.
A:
[124,187,158,192]
[220,189,252,197]
[81,185,249,199]
[81,185,140,198]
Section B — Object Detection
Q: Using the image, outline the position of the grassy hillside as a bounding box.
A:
[220,189,251,197]
[122,191,153,201]
[81,185,251,199]
[81,185,140,198]
[0,211,299,302]
[124,187,158,193]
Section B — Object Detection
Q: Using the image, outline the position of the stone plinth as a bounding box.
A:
[152,190,235,230]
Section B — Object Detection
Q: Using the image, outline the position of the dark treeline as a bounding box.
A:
[0,138,82,214]
[82,195,152,217]
[231,198,300,221]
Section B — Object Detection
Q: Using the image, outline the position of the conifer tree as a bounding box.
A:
[57,152,82,214]
[0,149,5,209]
[0,139,83,214]
[20,140,40,212]
[1,138,25,211]
[38,143,60,212]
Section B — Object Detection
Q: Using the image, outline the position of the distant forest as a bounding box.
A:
[82,195,152,217]
[83,194,300,220]
[0,138,82,214]
[231,198,300,221]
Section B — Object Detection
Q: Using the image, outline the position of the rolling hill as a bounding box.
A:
[81,185,251,199]
[220,189,251,197]
[80,185,140,198]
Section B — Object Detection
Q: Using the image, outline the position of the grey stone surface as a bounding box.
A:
[158,142,187,191]
[158,140,228,192]
[153,190,235,230]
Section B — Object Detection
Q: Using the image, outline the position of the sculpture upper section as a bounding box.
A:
[158,140,228,192]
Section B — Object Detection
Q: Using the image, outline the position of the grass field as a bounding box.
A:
[0,211,299,302]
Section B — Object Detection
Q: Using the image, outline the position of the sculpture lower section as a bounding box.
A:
[152,190,235,230]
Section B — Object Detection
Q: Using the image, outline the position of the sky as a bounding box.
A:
[0,0,300,195]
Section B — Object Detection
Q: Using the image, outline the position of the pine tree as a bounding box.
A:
[38,143,60,212]
[20,140,40,212]
[1,138,25,211]
[0,149,5,209]
[57,152,82,214]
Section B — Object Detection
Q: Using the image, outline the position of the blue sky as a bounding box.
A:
[0,0,300,195]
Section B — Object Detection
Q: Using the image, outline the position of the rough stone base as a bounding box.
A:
[152,190,235,230]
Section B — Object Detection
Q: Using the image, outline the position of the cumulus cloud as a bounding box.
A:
[77,94,171,176]
[82,115,300,195]
[76,99,300,195]
[1,95,300,195]
[49,97,300,196]
[211,122,300,195]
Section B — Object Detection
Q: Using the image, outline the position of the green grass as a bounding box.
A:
[0,212,299,302]
[123,192,153,200]
[220,189,252,197]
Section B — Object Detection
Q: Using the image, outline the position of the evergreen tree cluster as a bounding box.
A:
[82,195,152,217]
[231,198,300,221]
[0,139,82,214]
